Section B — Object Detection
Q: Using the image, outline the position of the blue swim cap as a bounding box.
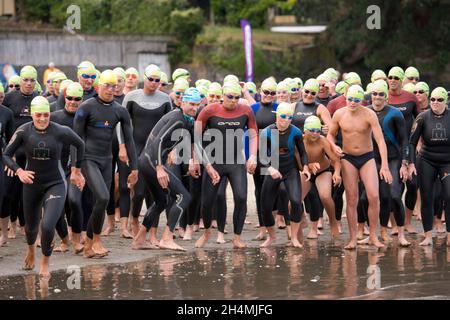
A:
[182,87,202,103]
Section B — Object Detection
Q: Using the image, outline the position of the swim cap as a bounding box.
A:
[245,82,257,94]
[388,66,404,81]
[366,83,374,95]
[372,79,389,97]
[59,79,74,94]
[276,102,294,115]
[207,82,222,96]
[293,77,303,88]
[344,72,362,86]
[430,87,448,103]
[8,75,20,85]
[223,82,242,96]
[403,83,415,94]
[285,79,299,93]
[195,79,211,88]
[144,64,161,79]
[276,81,289,92]
[52,72,67,82]
[0,83,4,93]
[415,82,429,96]
[347,85,365,101]
[99,70,118,85]
[160,72,169,85]
[30,96,50,113]
[261,78,277,92]
[125,67,139,77]
[405,66,419,79]
[196,85,208,97]
[93,69,101,87]
[371,69,387,83]
[172,68,190,82]
[223,74,239,84]
[182,87,202,103]
[20,65,37,80]
[303,78,320,93]
[317,73,331,83]
[77,61,96,77]
[34,82,42,94]
[304,115,322,131]
[66,82,84,98]
[113,67,126,80]
[324,68,339,82]
[173,78,189,92]
[335,81,349,95]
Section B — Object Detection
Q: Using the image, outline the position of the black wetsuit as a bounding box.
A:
[3,122,84,256]
[139,109,193,232]
[74,96,137,239]
[316,95,332,107]
[259,124,308,226]
[410,108,450,232]
[0,105,14,218]
[1,90,38,226]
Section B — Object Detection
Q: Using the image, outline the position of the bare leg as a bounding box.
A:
[149,227,159,246]
[307,221,319,239]
[23,244,36,270]
[195,228,211,248]
[232,234,247,249]
[390,214,399,235]
[132,225,157,249]
[341,161,359,249]
[404,207,417,233]
[8,220,16,239]
[434,215,446,233]
[253,226,267,240]
[380,226,392,242]
[0,217,9,246]
[316,173,339,237]
[397,227,411,247]
[39,256,51,279]
[120,217,133,238]
[101,215,115,236]
[216,231,226,244]
[183,224,193,241]
[289,222,303,248]
[131,217,140,237]
[419,230,433,246]
[53,236,70,252]
[159,226,186,251]
[71,233,84,254]
[260,226,276,248]
[92,233,108,255]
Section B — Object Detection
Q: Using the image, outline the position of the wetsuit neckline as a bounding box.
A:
[63,108,76,116]
[32,123,49,134]
[96,96,114,105]
[372,104,386,113]
[431,107,447,117]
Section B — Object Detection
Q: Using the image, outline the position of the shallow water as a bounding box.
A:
[1,237,449,300]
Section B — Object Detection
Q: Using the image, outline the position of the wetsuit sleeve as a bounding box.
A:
[59,125,85,168]
[246,106,259,158]
[163,101,172,113]
[148,117,184,166]
[118,107,138,170]
[294,132,308,166]
[73,104,89,141]
[116,98,132,145]
[194,107,211,165]
[2,127,25,172]
[409,113,424,163]
[393,112,409,161]
[5,110,15,143]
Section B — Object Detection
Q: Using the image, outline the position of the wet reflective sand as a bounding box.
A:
[1,235,449,300]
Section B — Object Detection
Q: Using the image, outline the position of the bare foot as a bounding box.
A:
[419,237,433,246]
[8,225,16,239]
[435,220,446,233]
[277,216,286,229]
[363,226,370,236]
[405,224,417,234]
[101,224,115,236]
[391,227,399,236]
[244,219,252,224]
[53,242,69,253]
[195,230,211,248]
[120,229,133,239]
[0,236,8,247]
[216,232,226,244]
[307,229,318,239]
[92,241,109,256]
[159,239,186,251]
[193,224,200,232]
[370,237,385,248]
[23,250,35,270]
[131,219,140,237]
[260,236,276,248]
[290,238,303,248]
[337,221,343,234]
[211,220,218,229]
[317,218,323,229]
[253,233,267,241]
[330,224,340,238]
[317,229,324,235]
[73,242,84,254]
[344,240,357,250]
[398,237,411,247]
[447,235,450,247]
[183,226,193,241]
[232,239,247,249]
[381,229,392,242]
[131,240,158,250]
[357,230,365,240]
[39,258,51,279]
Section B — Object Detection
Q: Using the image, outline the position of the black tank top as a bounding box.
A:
[292,100,320,131]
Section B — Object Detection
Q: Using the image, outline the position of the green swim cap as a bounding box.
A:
[0,83,4,93]
[245,82,257,94]
[317,73,331,83]
[160,72,169,85]
[335,81,349,95]
[371,69,387,83]
[223,74,239,84]
[173,78,189,92]
[172,68,190,82]
[286,79,299,93]
[9,75,20,86]
[430,87,448,103]
[93,70,101,87]
[196,85,208,97]
[294,77,303,88]
[403,83,415,94]
[344,72,362,86]
[144,64,161,79]
[366,83,374,95]
[303,78,320,93]
[20,65,37,80]
[125,67,139,77]
[77,61,96,77]
[415,82,429,96]
[261,78,277,92]
[207,82,222,96]
[99,70,118,85]
[276,81,289,92]
[304,115,322,131]
[59,79,73,94]
[195,79,211,89]
[66,82,84,98]
[324,68,339,82]
[223,82,242,96]
[405,66,419,79]
[52,72,67,82]
[276,102,294,115]
[388,66,405,81]
[347,85,365,101]
[30,96,50,113]
[113,67,126,80]
[34,81,42,94]
[372,79,389,97]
